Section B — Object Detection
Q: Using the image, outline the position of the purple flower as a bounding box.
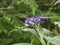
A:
[24,22,29,26]
[24,17,34,26]
[24,15,45,26]
[33,16,41,24]
[28,18,35,24]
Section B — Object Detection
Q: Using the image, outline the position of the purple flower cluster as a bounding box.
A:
[24,15,44,26]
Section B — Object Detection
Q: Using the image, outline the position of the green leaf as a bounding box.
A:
[12,43,33,45]
[8,29,22,42]
[54,0,60,5]
[0,39,13,45]
[1,19,14,31]
[50,16,60,21]
[44,36,60,45]
[22,28,52,37]
[0,19,7,33]
[20,0,38,15]
[42,28,52,35]
[3,15,12,23]
[54,22,60,27]
[22,28,38,37]
[12,16,23,26]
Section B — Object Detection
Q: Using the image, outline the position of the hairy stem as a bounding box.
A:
[36,24,46,45]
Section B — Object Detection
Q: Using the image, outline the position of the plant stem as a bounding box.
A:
[47,41,50,45]
[36,24,46,45]
[31,24,46,45]
[40,38,46,45]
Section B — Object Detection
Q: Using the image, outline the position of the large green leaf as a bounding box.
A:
[44,36,60,45]
[0,39,13,45]
[22,28,38,37]
[42,28,52,35]
[22,28,52,37]
[12,43,33,45]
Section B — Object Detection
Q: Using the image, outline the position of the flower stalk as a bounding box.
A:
[24,15,49,45]
[36,24,46,45]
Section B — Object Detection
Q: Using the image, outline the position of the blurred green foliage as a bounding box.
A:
[0,0,60,45]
